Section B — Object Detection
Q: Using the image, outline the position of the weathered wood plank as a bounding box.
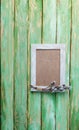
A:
[1,0,14,129]
[42,0,56,130]
[56,0,71,130]
[28,0,42,130]
[14,0,28,129]
[70,0,79,129]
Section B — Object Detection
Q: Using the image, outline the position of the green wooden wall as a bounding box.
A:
[1,0,79,130]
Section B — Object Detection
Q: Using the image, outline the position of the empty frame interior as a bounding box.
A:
[36,49,60,86]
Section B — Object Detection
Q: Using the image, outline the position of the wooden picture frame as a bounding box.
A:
[31,44,66,92]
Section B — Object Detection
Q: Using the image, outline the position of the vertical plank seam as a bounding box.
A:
[27,0,30,130]
[69,0,72,87]
[9,0,14,129]
[41,0,43,130]
[26,0,29,127]
[55,0,58,130]
[41,0,44,130]
[13,0,16,129]
[0,0,1,128]
[41,0,43,44]
[67,0,72,129]
[0,0,1,126]
[55,0,58,44]
[69,0,72,129]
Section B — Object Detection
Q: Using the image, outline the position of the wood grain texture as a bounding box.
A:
[28,0,42,130]
[1,0,14,129]
[14,0,28,129]
[56,0,71,130]
[42,0,56,130]
[70,0,79,129]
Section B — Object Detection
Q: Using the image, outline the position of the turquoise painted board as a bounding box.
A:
[70,0,79,129]
[1,0,14,129]
[28,0,42,130]
[14,0,28,129]
[56,0,71,130]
